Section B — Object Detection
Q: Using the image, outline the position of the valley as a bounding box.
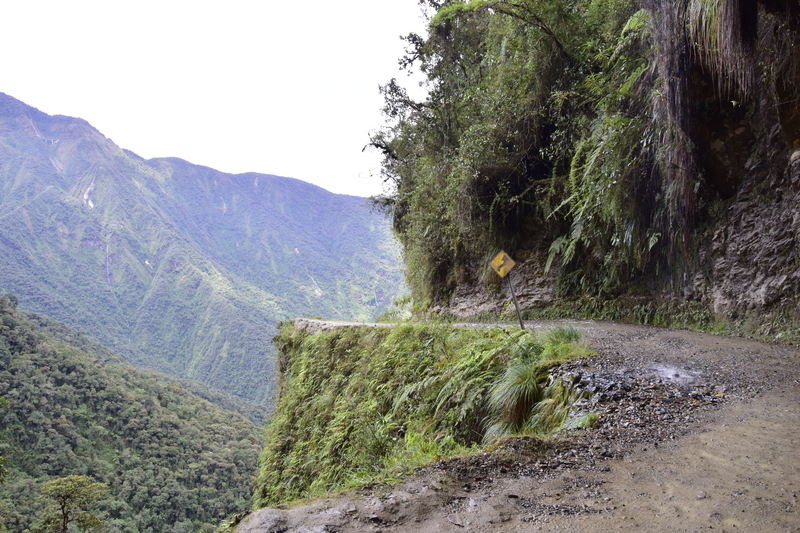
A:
[0,91,405,532]
[0,92,404,408]
[0,295,264,532]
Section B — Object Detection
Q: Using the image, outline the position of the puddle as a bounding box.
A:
[650,364,701,386]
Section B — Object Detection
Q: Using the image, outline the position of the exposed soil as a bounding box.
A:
[236,320,800,533]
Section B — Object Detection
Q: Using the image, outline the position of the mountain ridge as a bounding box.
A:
[0,91,404,406]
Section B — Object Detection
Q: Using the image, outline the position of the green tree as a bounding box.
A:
[36,475,108,533]
[0,302,263,532]
[0,396,7,485]
[371,0,646,303]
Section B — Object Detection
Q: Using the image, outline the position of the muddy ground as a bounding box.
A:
[236,320,800,532]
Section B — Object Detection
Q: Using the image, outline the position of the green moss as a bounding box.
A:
[564,412,600,429]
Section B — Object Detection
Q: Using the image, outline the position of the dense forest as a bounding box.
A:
[0,294,262,532]
[372,0,800,326]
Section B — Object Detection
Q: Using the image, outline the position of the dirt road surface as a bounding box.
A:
[237,320,800,532]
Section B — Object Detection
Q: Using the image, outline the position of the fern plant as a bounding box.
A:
[484,325,591,442]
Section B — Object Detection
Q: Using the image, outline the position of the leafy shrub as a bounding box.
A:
[546,325,583,344]
[484,327,590,442]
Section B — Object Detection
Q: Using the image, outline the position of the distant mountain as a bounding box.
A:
[0,92,404,405]
[0,294,263,533]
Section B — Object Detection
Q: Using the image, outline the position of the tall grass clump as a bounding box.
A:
[253,322,594,508]
[484,325,591,443]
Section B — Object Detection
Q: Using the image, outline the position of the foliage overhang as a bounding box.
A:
[370,0,800,307]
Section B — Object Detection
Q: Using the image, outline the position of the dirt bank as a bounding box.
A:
[236,321,800,532]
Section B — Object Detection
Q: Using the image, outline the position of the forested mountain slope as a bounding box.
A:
[374,0,800,335]
[0,92,404,404]
[0,294,263,533]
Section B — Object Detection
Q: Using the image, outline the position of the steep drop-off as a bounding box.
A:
[252,320,592,507]
[240,320,800,532]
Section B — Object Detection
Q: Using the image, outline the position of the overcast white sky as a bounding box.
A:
[0,1,427,197]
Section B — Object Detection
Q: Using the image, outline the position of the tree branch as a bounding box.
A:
[481,0,572,63]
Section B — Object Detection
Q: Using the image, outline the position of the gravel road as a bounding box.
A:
[237,320,800,532]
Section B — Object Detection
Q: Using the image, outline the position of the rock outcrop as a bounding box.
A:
[440,149,800,332]
[705,149,800,320]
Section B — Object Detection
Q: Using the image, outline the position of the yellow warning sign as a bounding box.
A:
[490,251,515,278]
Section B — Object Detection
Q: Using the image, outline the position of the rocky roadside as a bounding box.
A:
[235,320,800,533]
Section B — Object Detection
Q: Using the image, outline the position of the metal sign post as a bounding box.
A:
[490,251,525,330]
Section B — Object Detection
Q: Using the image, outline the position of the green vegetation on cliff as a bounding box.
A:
[253,322,592,507]
[0,294,263,533]
[372,0,800,307]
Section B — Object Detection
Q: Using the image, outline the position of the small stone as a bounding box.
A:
[447,513,464,527]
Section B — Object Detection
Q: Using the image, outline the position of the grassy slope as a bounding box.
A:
[149,158,403,322]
